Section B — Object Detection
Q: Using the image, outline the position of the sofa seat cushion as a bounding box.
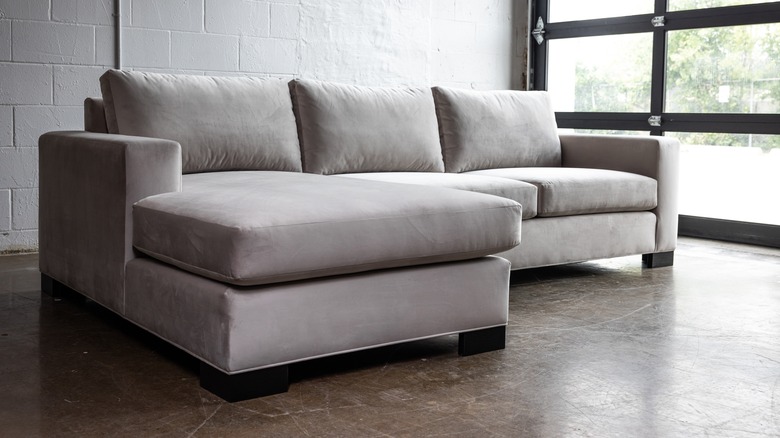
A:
[466,167,657,217]
[133,171,522,286]
[100,70,302,174]
[290,79,444,175]
[335,172,538,219]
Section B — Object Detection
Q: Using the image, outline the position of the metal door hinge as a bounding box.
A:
[651,16,665,27]
[532,17,545,45]
[648,115,662,127]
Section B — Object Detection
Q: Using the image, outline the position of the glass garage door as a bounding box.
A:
[531,0,780,246]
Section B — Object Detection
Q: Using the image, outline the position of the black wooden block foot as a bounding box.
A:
[200,362,289,402]
[458,325,506,356]
[642,251,675,268]
[41,273,86,302]
[41,273,66,298]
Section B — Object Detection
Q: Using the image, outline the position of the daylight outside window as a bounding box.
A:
[538,0,780,232]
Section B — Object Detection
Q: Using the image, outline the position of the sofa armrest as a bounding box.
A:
[560,134,680,253]
[39,131,181,313]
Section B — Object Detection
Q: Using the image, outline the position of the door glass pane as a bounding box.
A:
[550,0,653,22]
[548,34,652,112]
[670,132,780,225]
[666,23,780,113]
[668,0,775,12]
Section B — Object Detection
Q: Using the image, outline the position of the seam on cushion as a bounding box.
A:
[134,244,519,286]
[134,202,522,232]
[537,204,658,217]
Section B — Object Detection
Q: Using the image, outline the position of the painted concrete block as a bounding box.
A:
[122,28,171,68]
[0,0,50,20]
[171,32,238,71]
[432,51,480,84]
[54,66,106,105]
[455,0,512,24]
[298,0,429,85]
[476,23,512,56]
[14,106,83,147]
[0,20,10,61]
[13,21,96,65]
[94,25,115,67]
[240,37,297,74]
[432,19,475,54]
[0,189,9,231]
[206,0,269,37]
[431,0,456,20]
[133,0,203,32]
[460,52,506,86]
[0,106,12,146]
[0,63,52,105]
[53,0,131,26]
[97,27,170,68]
[0,148,38,189]
[270,3,299,39]
[12,188,37,230]
[0,230,38,253]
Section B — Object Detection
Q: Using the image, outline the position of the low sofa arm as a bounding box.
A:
[39,131,181,313]
[560,134,680,253]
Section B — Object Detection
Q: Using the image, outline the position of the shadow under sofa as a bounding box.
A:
[38,70,678,401]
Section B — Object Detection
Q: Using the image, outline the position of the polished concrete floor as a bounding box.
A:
[1,238,779,437]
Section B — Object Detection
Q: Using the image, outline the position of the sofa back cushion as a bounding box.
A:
[432,87,562,172]
[289,79,444,175]
[100,70,302,174]
[84,97,108,133]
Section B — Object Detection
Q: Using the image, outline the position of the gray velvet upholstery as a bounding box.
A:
[497,212,657,269]
[290,79,444,174]
[125,256,510,372]
[466,167,657,217]
[84,97,108,133]
[560,134,680,252]
[38,73,682,391]
[432,87,561,172]
[39,131,181,313]
[100,70,302,174]
[134,171,522,286]
[335,172,538,218]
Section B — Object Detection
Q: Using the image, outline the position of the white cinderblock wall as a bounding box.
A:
[0,0,523,254]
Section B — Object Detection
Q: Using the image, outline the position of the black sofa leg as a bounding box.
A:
[642,251,675,268]
[458,325,506,357]
[41,273,67,298]
[200,362,289,402]
[41,273,86,302]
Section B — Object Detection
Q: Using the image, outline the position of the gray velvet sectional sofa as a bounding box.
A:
[38,70,679,401]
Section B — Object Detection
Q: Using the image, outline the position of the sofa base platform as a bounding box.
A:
[498,213,659,269]
[41,272,509,402]
[41,255,512,401]
[201,325,507,402]
[642,251,675,268]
